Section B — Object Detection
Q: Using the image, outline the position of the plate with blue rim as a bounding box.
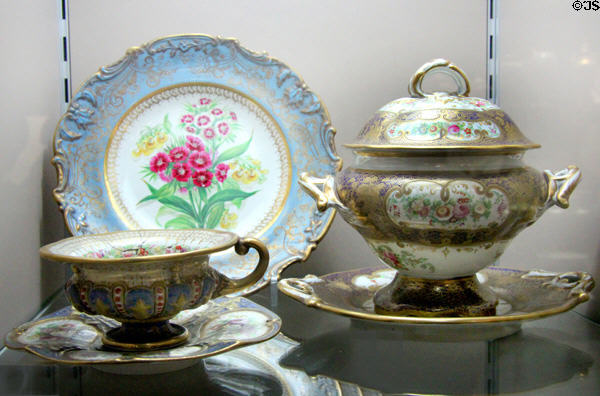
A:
[52,34,341,295]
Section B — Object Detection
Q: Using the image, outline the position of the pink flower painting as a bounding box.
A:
[150,153,170,173]
[171,163,191,182]
[180,114,194,123]
[169,147,189,162]
[188,151,212,170]
[136,96,265,229]
[197,115,210,126]
[215,163,230,182]
[192,170,213,187]
[447,124,460,135]
[203,128,216,139]
[217,122,229,135]
[185,135,205,152]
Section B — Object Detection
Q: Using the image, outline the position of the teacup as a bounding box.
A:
[39,229,268,351]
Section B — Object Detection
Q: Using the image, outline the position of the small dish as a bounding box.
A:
[52,34,342,295]
[278,266,594,328]
[4,297,280,368]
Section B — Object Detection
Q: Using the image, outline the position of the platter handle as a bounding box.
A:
[278,278,321,307]
[522,270,594,303]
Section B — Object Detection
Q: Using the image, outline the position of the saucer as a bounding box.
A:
[278,266,594,327]
[4,297,280,369]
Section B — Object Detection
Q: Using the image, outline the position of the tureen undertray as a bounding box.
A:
[278,266,594,328]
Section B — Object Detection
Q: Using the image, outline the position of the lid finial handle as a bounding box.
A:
[408,59,471,98]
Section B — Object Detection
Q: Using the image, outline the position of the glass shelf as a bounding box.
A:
[1,281,599,395]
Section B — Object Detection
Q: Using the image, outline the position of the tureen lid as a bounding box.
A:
[345,59,540,154]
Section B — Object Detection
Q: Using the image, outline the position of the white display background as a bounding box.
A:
[0,2,64,340]
[497,0,600,322]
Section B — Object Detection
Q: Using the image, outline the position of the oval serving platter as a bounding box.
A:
[278,266,594,327]
[52,34,341,294]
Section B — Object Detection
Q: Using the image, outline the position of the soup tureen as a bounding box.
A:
[300,59,581,317]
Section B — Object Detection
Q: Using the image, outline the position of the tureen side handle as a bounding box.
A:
[214,237,269,296]
[299,172,346,212]
[543,165,582,209]
[277,278,321,307]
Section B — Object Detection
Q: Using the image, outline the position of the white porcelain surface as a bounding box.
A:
[367,241,510,279]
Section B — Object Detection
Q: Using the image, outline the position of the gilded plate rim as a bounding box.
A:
[51,34,342,295]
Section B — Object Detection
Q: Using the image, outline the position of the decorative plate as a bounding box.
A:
[4,297,280,366]
[278,267,594,326]
[52,34,341,294]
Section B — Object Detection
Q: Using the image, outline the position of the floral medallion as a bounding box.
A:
[387,119,501,142]
[385,180,510,230]
[368,243,436,274]
[379,96,501,113]
[83,243,190,259]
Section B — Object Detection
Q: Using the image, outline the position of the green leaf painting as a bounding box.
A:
[133,96,268,229]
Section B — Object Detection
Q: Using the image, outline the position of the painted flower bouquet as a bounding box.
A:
[135,97,267,229]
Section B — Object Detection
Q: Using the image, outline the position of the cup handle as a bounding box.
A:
[215,238,270,296]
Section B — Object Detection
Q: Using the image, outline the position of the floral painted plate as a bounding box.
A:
[4,297,280,368]
[278,267,594,331]
[52,34,341,294]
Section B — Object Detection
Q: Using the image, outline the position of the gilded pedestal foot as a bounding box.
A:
[374,273,498,317]
[102,321,189,351]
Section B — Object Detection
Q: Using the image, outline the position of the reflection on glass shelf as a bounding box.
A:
[280,324,594,395]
